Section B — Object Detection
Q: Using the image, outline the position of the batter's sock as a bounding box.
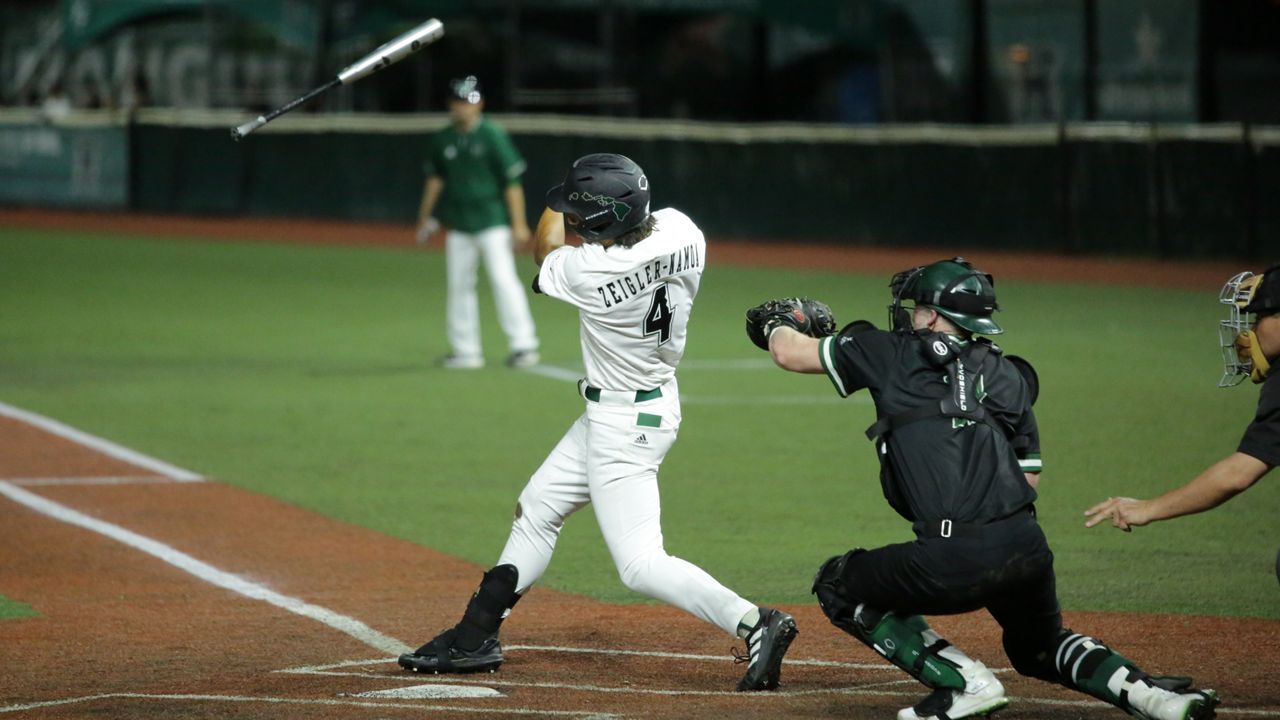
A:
[736,608,761,639]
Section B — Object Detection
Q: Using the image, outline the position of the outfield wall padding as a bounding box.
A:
[126,121,1273,260]
[3,112,1272,260]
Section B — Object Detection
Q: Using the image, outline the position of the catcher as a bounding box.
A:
[746,258,1218,720]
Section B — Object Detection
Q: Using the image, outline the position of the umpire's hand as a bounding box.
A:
[1084,496,1152,532]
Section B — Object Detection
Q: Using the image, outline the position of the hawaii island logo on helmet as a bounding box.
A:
[568,191,632,222]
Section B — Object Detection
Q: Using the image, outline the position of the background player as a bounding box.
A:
[399,153,797,691]
[747,258,1218,720]
[1085,264,1278,531]
[416,75,539,369]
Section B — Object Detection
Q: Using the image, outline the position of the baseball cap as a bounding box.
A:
[449,76,482,104]
[1242,263,1280,315]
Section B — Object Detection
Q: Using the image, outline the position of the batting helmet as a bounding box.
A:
[545,153,651,243]
[892,257,1002,335]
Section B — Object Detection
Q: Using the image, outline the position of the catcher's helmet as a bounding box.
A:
[891,257,1001,335]
[545,153,651,243]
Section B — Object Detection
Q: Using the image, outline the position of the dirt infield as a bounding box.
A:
[3,210,1279,718]
[0,207,1250,291]
[2,409,1280,719]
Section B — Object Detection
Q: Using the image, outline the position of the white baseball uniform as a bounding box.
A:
[445,225,539,359]
[496,207,756,636]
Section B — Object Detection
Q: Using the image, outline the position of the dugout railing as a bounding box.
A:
[1,108,1276,260]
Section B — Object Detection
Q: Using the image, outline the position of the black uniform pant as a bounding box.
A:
[835,508,1063,681]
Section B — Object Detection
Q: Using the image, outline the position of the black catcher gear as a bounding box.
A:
[745,297,838,351]
[889,257,1001,335]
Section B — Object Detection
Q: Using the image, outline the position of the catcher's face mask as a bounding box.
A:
[1218,271,1272,387]
[887,265,926,332]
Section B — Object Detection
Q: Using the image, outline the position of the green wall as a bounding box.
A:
[126,120,1274,260]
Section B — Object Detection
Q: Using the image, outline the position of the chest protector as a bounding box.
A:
[864,333,1011,444]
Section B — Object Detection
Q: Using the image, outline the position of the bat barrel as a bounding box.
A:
[229,18,442,141]
[337,18,444,85]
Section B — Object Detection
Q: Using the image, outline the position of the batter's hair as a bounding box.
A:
[610,214,658,249]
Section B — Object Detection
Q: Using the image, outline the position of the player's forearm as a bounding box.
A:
[419,177,443,222]
[1145,452,1269,522]
[505,183,529,233]
[768,328,824,374]
[533,208,565,266]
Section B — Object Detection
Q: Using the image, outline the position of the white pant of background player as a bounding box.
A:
[497,377,755,635]
[445,225,538,361]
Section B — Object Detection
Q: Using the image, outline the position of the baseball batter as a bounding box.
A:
[400,153,797,691]
[748,258,1218,720]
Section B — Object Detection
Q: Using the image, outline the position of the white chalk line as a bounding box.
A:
[0,400,203,481]
[0,399,413,657]
[277,655,1280,714]
[275,646,908,675]
[505,644,902,670]
[0,693,614,718]
[4,690,1271,718]
[0,479,412,656]
[6,476,183,487]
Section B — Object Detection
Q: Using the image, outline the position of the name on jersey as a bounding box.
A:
[595,242,702,308]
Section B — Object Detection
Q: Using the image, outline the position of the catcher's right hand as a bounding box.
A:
[745,297,837,351]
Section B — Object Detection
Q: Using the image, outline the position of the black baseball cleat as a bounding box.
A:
[398,629,504,674]
[734,607,798,691]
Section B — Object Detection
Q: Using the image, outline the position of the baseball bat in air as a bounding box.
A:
[230,18,445,141]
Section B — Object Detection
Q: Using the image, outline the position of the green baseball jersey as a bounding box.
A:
[424,117,526,233]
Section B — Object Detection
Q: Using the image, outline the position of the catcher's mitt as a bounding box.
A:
[745,297,837,351]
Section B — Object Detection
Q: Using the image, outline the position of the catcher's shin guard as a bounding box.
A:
[1049,631,1220,719]
[398,564,522,674]
[854,606,966,690]
[811,552,967,691]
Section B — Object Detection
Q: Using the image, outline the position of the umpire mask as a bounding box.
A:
[1219,267,1278,386]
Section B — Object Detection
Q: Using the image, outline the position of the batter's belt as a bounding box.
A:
[577,379,664,404]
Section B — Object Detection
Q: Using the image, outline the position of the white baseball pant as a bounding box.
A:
[445,225,538,359]
[496,380,756,636]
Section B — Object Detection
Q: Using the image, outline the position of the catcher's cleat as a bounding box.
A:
[1126,685,1219,720]
[897,661,1008,720]
[397,629,504,674]
[734,607,797,691]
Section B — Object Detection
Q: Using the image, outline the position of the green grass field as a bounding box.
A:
[0,594,37,621]
[2,228,1276,618]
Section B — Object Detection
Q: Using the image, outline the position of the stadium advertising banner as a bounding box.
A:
[0,116,129,208]
[1096,0,1197,122]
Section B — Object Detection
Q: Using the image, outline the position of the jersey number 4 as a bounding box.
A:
[643,284,673,345]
